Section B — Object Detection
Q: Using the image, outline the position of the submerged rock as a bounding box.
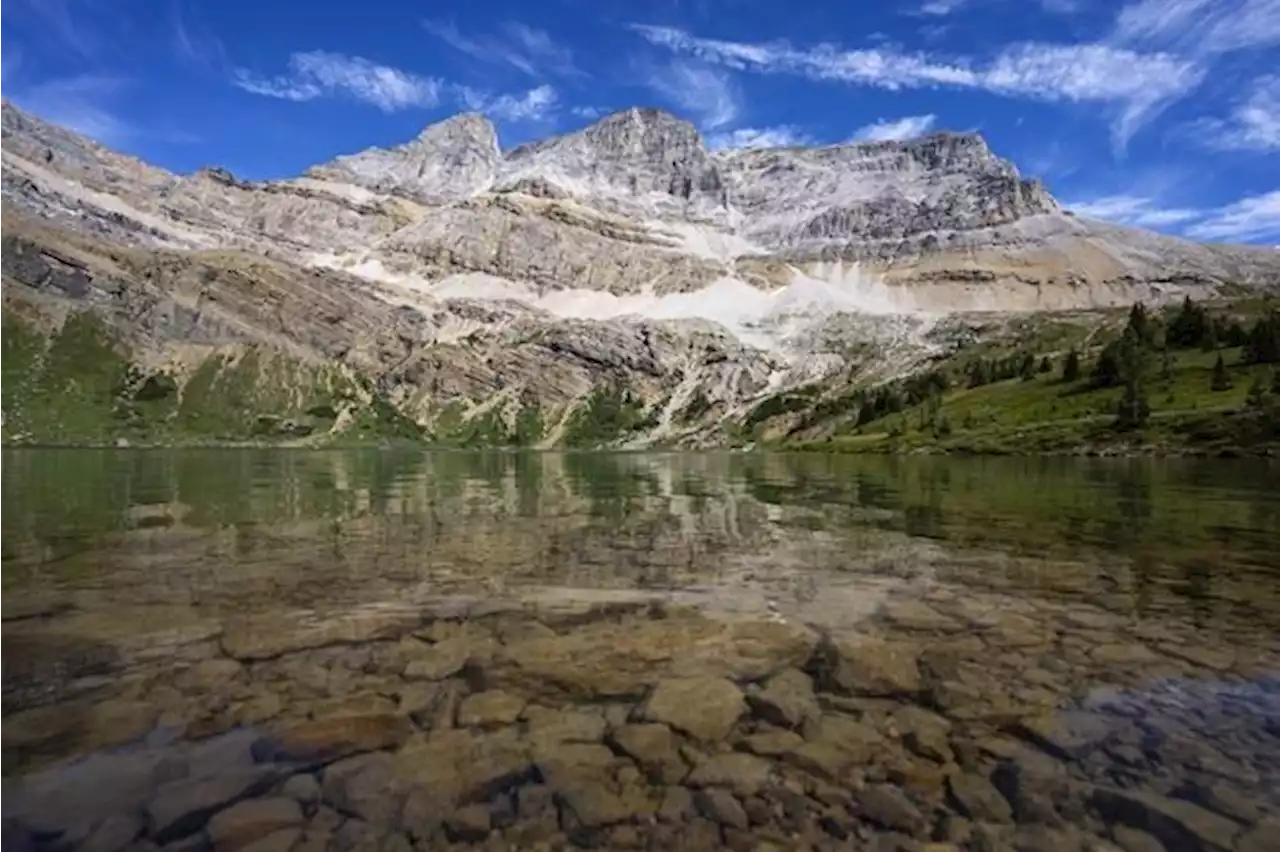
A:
[638,677,745,742]
[482,615,816,700]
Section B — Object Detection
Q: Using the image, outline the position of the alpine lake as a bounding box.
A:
[3,449,1278,852]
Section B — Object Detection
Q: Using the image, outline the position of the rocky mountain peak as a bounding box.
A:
[414,111,498,145]
[305,111,500,203]
[499,106,728,222]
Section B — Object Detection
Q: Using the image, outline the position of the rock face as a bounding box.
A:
[3,99,1278,447]
[502,107,729,223]
[307,113,501,202]
[718,132,1058,259]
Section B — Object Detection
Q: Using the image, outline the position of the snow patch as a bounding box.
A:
[286,177,384,205]
[653,221,768,261]
[310,248,918,358]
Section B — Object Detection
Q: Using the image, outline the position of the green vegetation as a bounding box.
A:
[562,384,657,448]
[2,312,419,446]
[779,296,1280,456]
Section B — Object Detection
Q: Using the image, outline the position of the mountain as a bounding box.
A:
[2,101,1277,447]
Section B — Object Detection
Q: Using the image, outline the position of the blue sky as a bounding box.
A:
[2,0,1278,243]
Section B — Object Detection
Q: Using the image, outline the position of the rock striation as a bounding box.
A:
[2,99,1278,446]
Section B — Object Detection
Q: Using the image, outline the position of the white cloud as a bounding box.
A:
[233,51,441,111]
[1185,190,1280,242]
[423,19,581,77]
[1066,194,1203,227]
[1068,190,1280,244]
[1112,0,1280,56]
[850,114,937,141]
[918,0,969,15]
[8,75,133,143]
[643,59,739,129]
[982,43,1203,147]
[630,24,1204,146]
[5,0,102,59]
[459,84,558,122]
[1192,74,1280,151]
[706,125,813,149]
[171,3,226,71]
[570,105,607,120]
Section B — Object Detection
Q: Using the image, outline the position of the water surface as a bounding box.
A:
[3,450,1278,850]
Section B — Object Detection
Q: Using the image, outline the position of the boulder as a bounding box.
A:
[523,705,608,748]
[820,635,923,696]
[252,714,411,765]
[638,677,745,742]
[402,636,474,681]
[739,729,805,757]
[748,668,817,728]
[657,786,695,823]
[990,748,1070,825]
[481,614,816,700]
[533,743,620,790]
[853,784,925,834]
[394,728,533,806]
[237,829,302,852]
[1111,826,1169,852]
[694,789,748,829]
[455,690,526,728]
[1015,711,1115,760]
[1091,786,1240,852]
[685,753,773,796]
[443,804,491,842]
[782,714,884,780]
[279,774,320,807]
[220,609,418,660]
[556,786,641,833]
[879,600,962,632]
[146,768,278,842]
[79,814,141,852]
[896,706,953,762]
[948,773,1013,823]
[608,723,687,784]
[206,798,303,852]
[320,754,404,825]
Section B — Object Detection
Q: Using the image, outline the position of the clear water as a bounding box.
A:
[3,450,1279,851]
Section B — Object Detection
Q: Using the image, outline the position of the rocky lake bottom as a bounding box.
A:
[2,450,1278,852]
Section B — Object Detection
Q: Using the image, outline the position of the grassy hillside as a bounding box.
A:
[1,311,422,446]
[766,297,1280,456]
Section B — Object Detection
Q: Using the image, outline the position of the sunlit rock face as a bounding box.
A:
[3,99,1279,447]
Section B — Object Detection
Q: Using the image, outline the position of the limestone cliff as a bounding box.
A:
[2,100,1277,446]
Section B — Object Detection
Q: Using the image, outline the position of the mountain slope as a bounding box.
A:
[2,100,1277,447]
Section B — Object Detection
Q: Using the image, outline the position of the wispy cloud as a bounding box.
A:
[1111,0,1280,56]
[234,51,560,123]
[706,125,813,149]
[916,0,970,16]
[1067,189,1280,244]
[1185,189,1280,242]
[171,1,226,71]
[642,59,739,129]
[630,23,1205,148]
[6,0,102,59]
[458,84,558,122]
[7,74,133,143]
[423,19,581,78]
[233,51,442,111]
[570,105,608,120]
[1190,74,1280,151]
[1066,194,1203,227]
[850,114,937,141]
